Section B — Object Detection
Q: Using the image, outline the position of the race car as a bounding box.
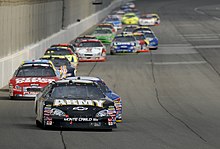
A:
[35,79,117,130]
[75,39,107,62]
[122,25,139,34]
[44,47,78,68]
[139,14,160,26]
[122,13,139,25]
[51,43,76,54]
[72,35,97,47]
[92,28,115,44]
[120,4,130,10]
[133,32,150,52]
[67,76,122,122]
[40,55,76,78]
[125,2,135,9]
[103,16,122,30]
[96,23,116,33]
[112,10,125,21]
[124,8,141,17]
[133,27,158,50]
[110,34,140,54]
[9,60,60,99]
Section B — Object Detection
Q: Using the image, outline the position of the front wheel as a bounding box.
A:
[110,50,115,55]
[36,120,43,128]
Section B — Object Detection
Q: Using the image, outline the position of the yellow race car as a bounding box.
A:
[44,47,78,69]
[40,55,76,78]
[122,13,139,25]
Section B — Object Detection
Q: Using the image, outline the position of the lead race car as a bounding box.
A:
[9,60,60,99]
[35,79,117,130]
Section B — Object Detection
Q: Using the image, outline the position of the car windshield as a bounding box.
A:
[97,81,110,93]
[93,29,112,34]
[105,18,119,21]
[141,16,153,19]
[123,27,136,32]
[45,48,71,55]
[134,34,145,40]
[51,83,105,99]
[144,32,155,38]
[97,26,112,30]
[79,42,102,47]
[133,28,152,33]
[46,58,71,67]
[114,36,135,42]
[125,15,135,18]
[16,66,56,77]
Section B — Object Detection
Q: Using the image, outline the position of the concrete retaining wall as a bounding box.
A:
[0,0,125,88]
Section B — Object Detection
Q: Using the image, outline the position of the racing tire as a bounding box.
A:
[36,120,43,128]
[149,47,158,50]
[110,50,116,55]
[9,96,16,100]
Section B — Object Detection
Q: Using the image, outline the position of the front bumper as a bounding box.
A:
[44,117,116,129]
[137,49,150,52]
[10,90,39,100]
[123,20,138,25]
[79,56,106,62]
[111,48,136,53]
[139,21,156,26]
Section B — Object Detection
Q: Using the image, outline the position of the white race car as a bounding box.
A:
[75,39,107,62]
[139,14,160,26]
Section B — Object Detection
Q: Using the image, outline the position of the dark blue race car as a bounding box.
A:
[110,34,140,54]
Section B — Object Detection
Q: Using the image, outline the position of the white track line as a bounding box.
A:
[153,61,207,65]
[213,17,220,21]
[194,8,205,15]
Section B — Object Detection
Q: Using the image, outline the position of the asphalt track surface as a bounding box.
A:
[1,0,220,148]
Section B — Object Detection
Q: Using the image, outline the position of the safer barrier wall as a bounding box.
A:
[0,0,126,88]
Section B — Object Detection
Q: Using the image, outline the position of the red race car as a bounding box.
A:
[9,60,60,99]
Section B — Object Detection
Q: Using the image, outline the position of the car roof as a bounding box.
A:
[67,76,101,81]
[55,79,94,84]
[22,59,51,64]
[80,39,101,42]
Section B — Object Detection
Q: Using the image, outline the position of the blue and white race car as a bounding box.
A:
[67,76,122,122]
[110,34,140,54]
[103,16,122,30]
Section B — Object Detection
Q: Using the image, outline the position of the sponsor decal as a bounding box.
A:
[115,42,132,46]
[64,117,99,122]
[53,99,105,108]
[72,107,88,111]
[46,121,52,125]
[15,78,55,84]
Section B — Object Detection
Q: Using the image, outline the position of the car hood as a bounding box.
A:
[77,47,103,54]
